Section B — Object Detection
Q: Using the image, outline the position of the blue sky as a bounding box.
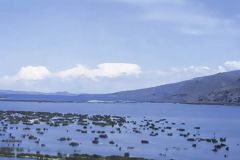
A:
[0,0,240,93]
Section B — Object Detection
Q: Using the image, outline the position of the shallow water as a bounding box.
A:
[0,102,239,160]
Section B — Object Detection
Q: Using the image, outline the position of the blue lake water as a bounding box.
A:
[0,102,239,160]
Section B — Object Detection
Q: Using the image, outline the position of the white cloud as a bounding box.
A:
[56,63,142,80]
[223,61,240,71]
[0,61,239,93]
[171,66,211,74]
[155,66,216,81]
[1,63,142,82]
[2,66,51,81]
[97,63,141,77]
[1,61,239,83]
[154,61,240,83]
[17,66,51,80]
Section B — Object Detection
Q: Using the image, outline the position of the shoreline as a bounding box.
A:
[0,99,239,106]
[0,152,145,160]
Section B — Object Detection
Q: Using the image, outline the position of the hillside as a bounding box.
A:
[0,70,240,105]
[111,70,240,104]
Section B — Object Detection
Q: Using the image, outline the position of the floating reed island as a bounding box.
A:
[0,110,232,159]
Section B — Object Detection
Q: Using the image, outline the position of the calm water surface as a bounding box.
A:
[0,102,239,160]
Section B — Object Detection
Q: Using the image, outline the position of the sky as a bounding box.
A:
[0,0,240,93]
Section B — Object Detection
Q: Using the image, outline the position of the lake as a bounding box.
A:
[0,102,239,160]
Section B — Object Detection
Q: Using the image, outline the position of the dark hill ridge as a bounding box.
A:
[111,70,240,104]
[0,70,240,105]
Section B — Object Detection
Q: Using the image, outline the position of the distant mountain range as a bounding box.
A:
[1,70,240,105]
